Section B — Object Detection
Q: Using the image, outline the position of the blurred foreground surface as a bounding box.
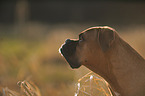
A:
[75,72,113,96]
[0,23,145,96]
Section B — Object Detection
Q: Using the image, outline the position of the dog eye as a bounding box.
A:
[79,35,85,41]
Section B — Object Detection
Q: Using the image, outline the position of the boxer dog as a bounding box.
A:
[60,26,145,96]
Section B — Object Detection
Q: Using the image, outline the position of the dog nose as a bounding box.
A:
[65,39,72,44]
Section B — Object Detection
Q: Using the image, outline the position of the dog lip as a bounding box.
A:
[70,63,81,69]
[60,46,81,69]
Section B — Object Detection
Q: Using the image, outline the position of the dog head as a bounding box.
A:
[60,26,116,69]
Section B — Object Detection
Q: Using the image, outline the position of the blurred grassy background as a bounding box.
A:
[0,0,145,96]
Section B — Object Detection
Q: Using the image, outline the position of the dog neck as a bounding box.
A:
[106,38,145,96]
[83,50,122,95]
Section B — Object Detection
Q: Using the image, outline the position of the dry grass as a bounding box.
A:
[2,80,41,96]
[0,23,144,96]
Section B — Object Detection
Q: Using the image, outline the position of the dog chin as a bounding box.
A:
[69,62,81,69]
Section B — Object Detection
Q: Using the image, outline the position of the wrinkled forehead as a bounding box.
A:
[79,26,116,38]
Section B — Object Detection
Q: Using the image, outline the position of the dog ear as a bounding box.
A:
[98,28,115,52]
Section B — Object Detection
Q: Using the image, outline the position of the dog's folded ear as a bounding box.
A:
[98,28,115,52]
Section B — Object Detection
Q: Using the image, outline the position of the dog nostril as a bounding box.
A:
[65,39,72,44]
